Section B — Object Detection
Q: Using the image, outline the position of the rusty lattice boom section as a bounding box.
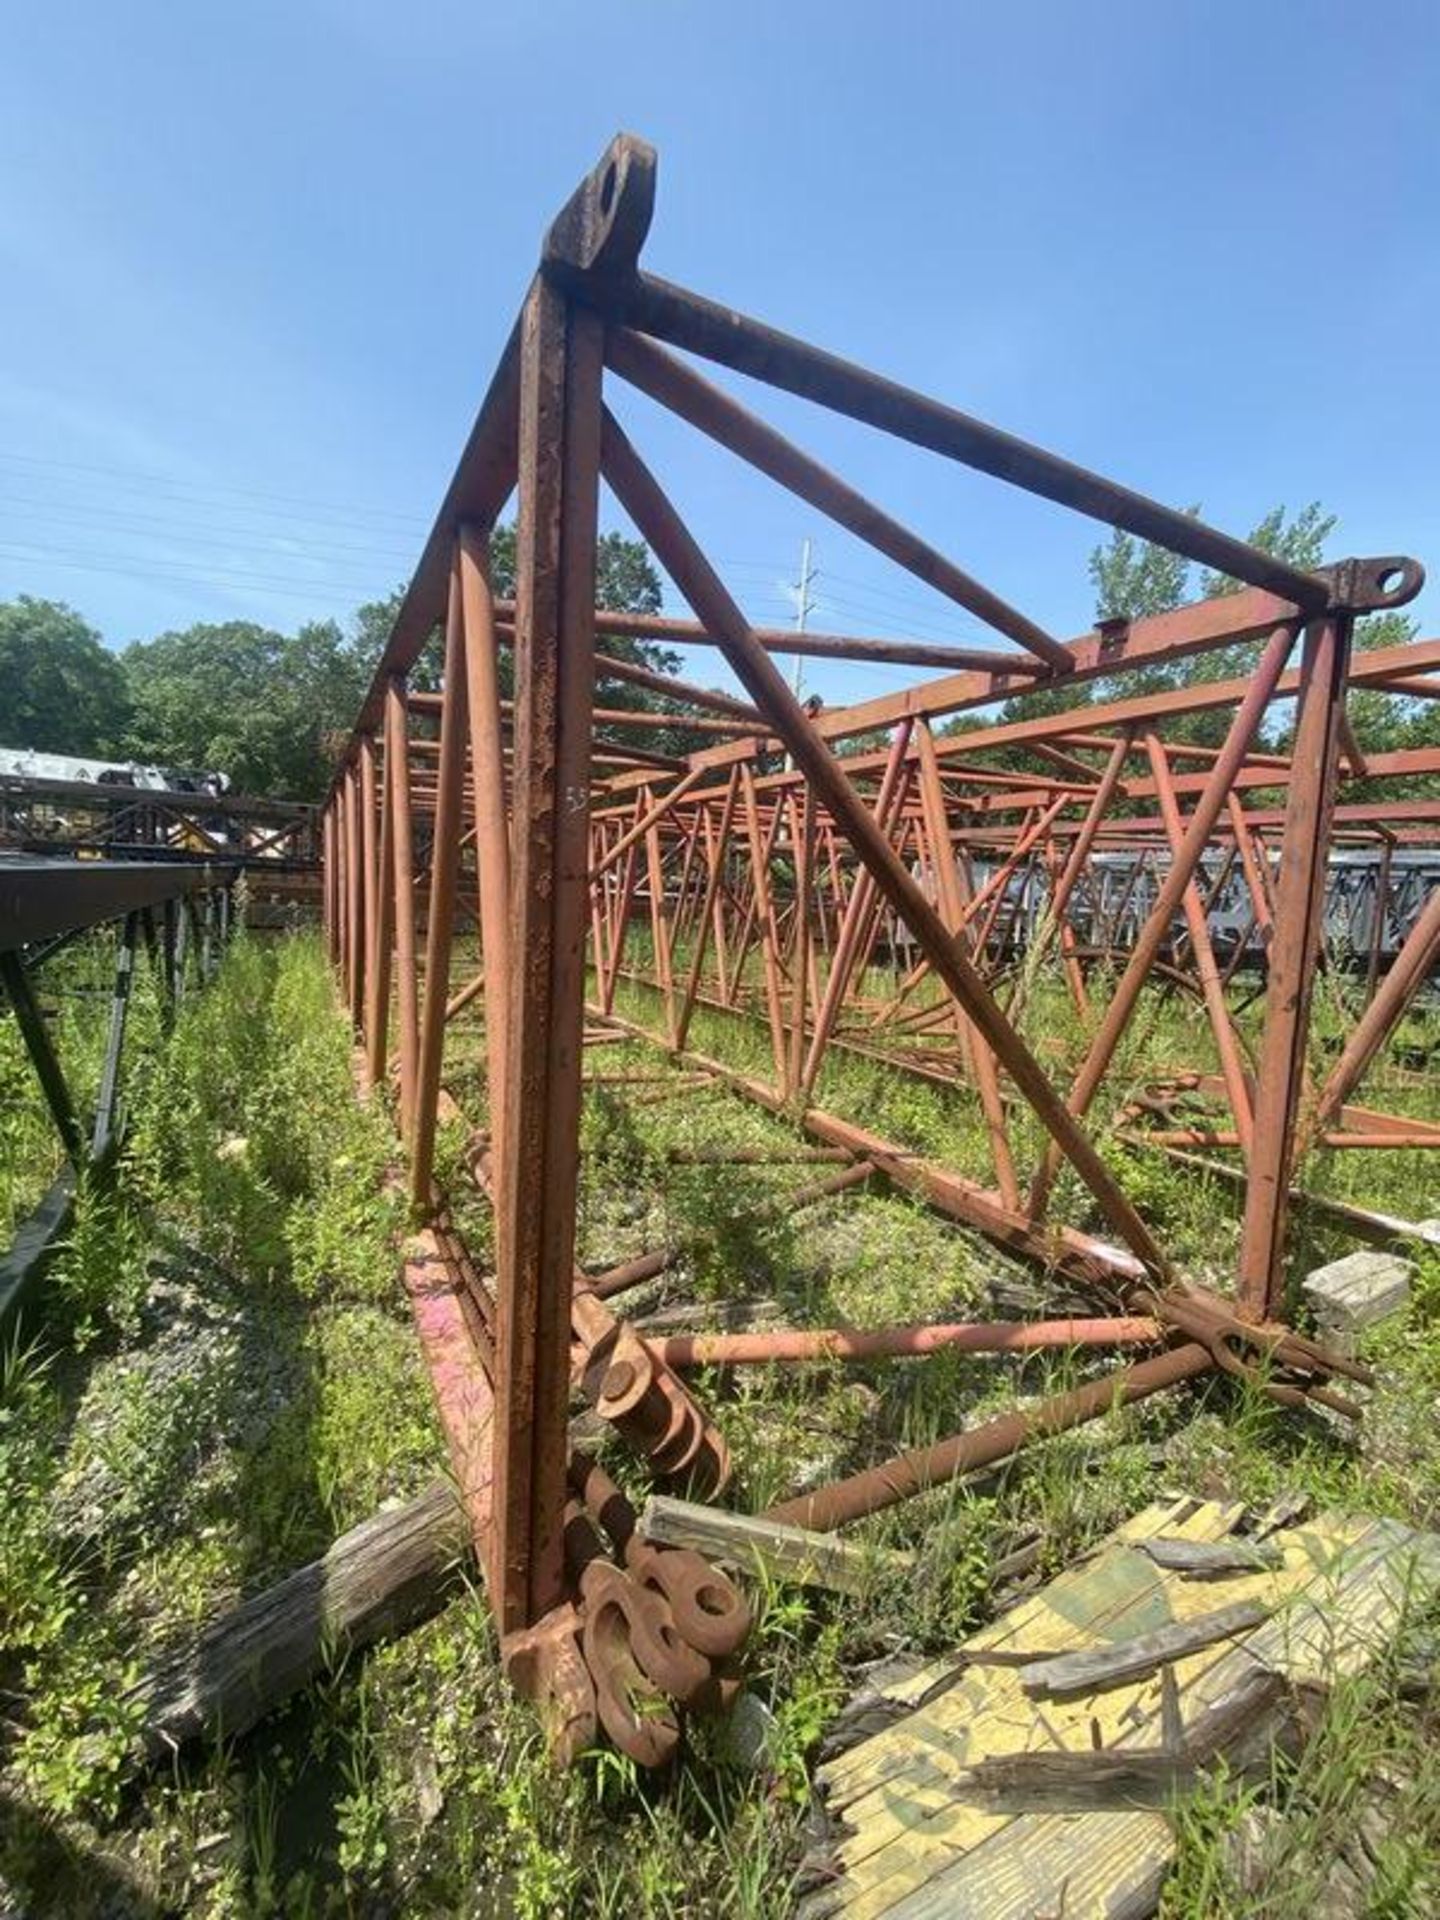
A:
[320,136,1437,1763]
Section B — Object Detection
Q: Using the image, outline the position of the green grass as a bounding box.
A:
[2,925,1438,1915]
[1,925,163,1243]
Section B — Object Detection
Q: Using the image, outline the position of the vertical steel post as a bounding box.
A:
[358,732,381,1077]
[91,911,140,1162]
[458,526,513,1175]
[364,729,396,1094]
[386,678,421,1139]
[1237,614,1352,1320]
[344,763,364,1027]
[1145,732,1254,1156]
[410,563,470,1213]
[642,787,678,1043]
[915,718,1018,1204]
[800,722,912,1098]
[0,952,86,1166]
[1312,881,1440,1132]
[1364,831,1395,1003]
[740,765,789,1092]
[493,282,603,1634]
[1027,621,1299,1219]
[786,787,815,1098]
[675,768,740,1051]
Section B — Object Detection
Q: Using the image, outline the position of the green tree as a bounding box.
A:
[1083,502,1340,748]
[1198,501,1335,599]
[1088,509,1199,622]
[1084,503,1431,777]
[1086,501,1334,626]
[0,596,131,756]
[121,618,368,800]
[1288,608,1429,794]
[353,525,724,759]
[950,502,1348,767]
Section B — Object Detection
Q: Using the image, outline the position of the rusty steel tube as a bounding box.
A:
[592,270,1330,613]
[597,649,765,723]
[785,1157,876,1211]
[343,762,362,1026]
[593,766,708,877]
[458,524,513,1181]
[915,717,1017,1204]
[675,766,741,1051]
[385,677,420,1140]
[765,1341,1214,1530]
[651,1316,1162,1370]
[607,327,1070,671]
[363,729,394,1092]
[502,601,1053,676]
[358,732,379,1043]
[799,719,913,1097]
[410,560,470,1213]
[665,1144,852,1165]
[1238,615,1351,1319]
[1145,732,1254,1156]
[1146,1128,1440,1152]
[1311,882,1440,1131]
[589,1247,678,1298]
[1028,618,1300,1218]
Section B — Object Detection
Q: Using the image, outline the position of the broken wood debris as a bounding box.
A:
[1019,1599,1271,1698]
[802,1496,1440,1918]
[1138,1534,1284,1577]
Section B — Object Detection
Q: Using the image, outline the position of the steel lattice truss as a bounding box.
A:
[0,772,320,870]
[321,137,1439,1764]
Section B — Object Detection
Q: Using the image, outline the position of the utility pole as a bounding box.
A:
[790,537,818,699]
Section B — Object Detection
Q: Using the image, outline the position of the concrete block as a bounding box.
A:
[1302,1249,1413,1348]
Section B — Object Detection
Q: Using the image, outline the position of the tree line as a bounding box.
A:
[0,528,698,802]
[949,503,1435,795]
[3,505,1432,803]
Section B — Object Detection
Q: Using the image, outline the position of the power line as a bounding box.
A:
[0,448,431,529]
[0,540,391,606]
[789,536,818,700]
[819,567,996,632]
[0,492,419,565]
[713,553,1007,645]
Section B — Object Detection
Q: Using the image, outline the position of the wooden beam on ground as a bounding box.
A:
[131,1480,470,1759]
[637,1493,912,1596]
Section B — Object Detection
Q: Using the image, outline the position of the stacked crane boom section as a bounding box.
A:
[321,136,1436,1762]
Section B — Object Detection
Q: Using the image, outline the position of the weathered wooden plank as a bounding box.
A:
[821,1500,1243,1810]
[961,1667,1289,1807]
[832,1516,1414,1908]
[1019,1600,1271,1699]
[132,1480,468,1757]
[637,1494,912,1595]
[1139,1535,1284,1577]
[814,1502,1440,1917]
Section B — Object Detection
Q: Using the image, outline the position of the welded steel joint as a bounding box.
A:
[1144,1282,1372,1420]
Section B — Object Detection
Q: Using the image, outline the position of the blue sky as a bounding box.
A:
[2,1,1437,710]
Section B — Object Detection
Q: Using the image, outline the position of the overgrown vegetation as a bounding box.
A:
[2,929,1438,1914]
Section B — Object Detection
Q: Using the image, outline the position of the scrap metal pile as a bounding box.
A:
[320,136,1438,1763]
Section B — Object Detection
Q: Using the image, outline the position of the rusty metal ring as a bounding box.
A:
[630,1543,751,1660]
[581,1585,680,1769]
[578,1560,711,1704]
